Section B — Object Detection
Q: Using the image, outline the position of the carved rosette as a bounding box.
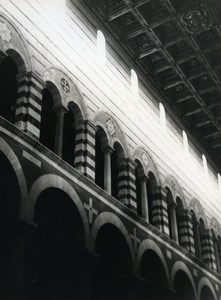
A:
[170,180,176,193]
[180,7,212,35]
[60,77,70,93]
[142,152,149,168]
[106,118,115,136]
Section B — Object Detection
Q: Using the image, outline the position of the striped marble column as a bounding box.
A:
[201,229,217,270]
[74,120,96,181]
[118,158,137,211]
[177,208,195,254]
[151,186,170,236]
[217,239,221,272]
[15,71,44,140]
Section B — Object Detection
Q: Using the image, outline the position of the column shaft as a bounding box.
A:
[170,203,179,244]
[140,177,149,222]
[104,147,112,194]
[54,107,65,156]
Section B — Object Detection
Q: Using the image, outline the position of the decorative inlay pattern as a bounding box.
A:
[180,7,212,35]
[0,22,11,42]
[106,118,115,136]
[142,152,149,167]
[84,197,98,224]
[60,77,70,93]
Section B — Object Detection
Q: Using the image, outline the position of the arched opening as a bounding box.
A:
[166,187,174,240]
[62,108,76,165]
[173,270,195,300]
[135,159,144,217]
[211,230,220,272]
[0,151,21,298]
[0,152,20,225]
[95,127,106,189]
[176,197,184,246]
[39,86,57,151]
[0,52,18,123]
[200,286,216,300]
[28,188,85,299]
[93,223,134,300]
[191,211,202,259]
[131,69,138,101]
[182,130,189,156]
[111,142,125,200]
[159,102,166,132]
[217,236,221,272]
[147,172,157,225]
[96,30,106,66]
[199,218,206,262]
[140,250,168,299]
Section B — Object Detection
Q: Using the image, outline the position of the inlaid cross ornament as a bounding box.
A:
[84,197,98,224]
[130,227,141,253]
[60,77,70,93]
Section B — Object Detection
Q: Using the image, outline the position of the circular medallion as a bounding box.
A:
[60,77,70,93]
[142,152,149,167]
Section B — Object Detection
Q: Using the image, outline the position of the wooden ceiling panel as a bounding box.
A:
[83,0,221,170]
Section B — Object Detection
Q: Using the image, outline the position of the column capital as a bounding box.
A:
[85,119,97,131]
[53,105,67,115]
[101,145,114,155]
[169,201,178,209]
[27,71,45,84]
[138,174,149,182]
[125,157,137,166]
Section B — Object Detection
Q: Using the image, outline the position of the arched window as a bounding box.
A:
[191,211,202,259]
[175,197,184,246]
[131,69,138,101]
[96,30,106,66]
[95,127,106,189]
[211,230,220,273]
[0,52,18,123]
[135,160,143,218]
[159,103,166,132]
[166,188,178,242]
[111,142,125,200]
[147,172,157,226]
[166,188,172,239]
[40,86,57,152]
[218,173,221,192]
[217,236,221,272]
[199,218,206,260]
[202,154,208,178]
[62,108,76,165]
[182,130,189,156]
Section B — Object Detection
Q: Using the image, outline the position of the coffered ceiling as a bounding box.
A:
[82,0,221,171]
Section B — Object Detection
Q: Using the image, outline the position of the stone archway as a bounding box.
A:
[91,212,135,300]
